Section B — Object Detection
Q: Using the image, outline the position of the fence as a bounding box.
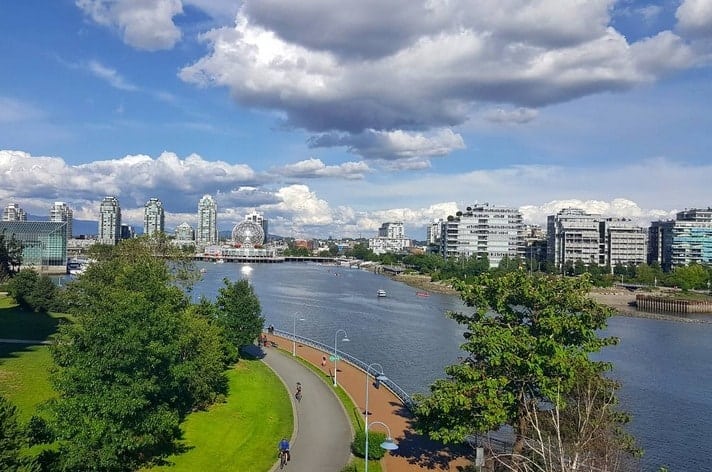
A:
[269,328,414,410]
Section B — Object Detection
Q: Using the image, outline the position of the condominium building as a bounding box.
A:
[245,211,269,242]
[548,209,647,271]
[143,197,165,236]
[2,203,27,222]
[98,196,121,245]
[174,222,195,242]
[50,202,73,238]
[649,208,712,270]
[440,203,524,267]
[196,194,218,246]
[368,221,411,254]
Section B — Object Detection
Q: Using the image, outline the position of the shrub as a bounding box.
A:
[351,429,387,460]
[340,463,359,472]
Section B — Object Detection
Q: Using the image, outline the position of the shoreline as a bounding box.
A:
[388,273,459,295]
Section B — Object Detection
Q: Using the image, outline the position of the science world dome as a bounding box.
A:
[231,221,265,247]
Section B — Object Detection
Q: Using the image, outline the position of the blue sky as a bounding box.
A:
[1,0,711,239]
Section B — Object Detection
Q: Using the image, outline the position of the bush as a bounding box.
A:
[6,269,38,310]
[351,429,387,460]
[340,463,359,472]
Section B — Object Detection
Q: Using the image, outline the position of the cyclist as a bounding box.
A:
[278,437,290,463]
[295,382,302,402]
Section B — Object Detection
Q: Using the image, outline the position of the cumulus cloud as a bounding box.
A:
[676,0,712,38]
[519,198,677,227]
[76,0,183,50]
[272,158,371,180]
[308,129,465,163]
[483,107,539,124]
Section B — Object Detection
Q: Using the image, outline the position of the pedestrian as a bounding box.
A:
[263,333,268,347]
[321,355,327,367]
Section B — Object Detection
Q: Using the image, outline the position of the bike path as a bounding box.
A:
[261,347,352,472]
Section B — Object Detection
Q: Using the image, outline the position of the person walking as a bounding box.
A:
[321,355,327,367]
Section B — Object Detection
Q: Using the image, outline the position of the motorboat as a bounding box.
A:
[416,291,430,297]
[377,289,387,297]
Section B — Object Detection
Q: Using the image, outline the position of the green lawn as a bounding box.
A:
[0,343,55,422]
[0,296,71,341]
[149,359,293,472]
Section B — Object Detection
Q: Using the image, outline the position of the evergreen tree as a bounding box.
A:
[215,278,264,354]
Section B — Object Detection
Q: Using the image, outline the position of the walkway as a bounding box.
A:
[266,333,470,471]
[0,338,51,345]
[260,346,352,471]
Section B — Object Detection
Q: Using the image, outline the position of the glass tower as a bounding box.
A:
[50,202,73,238]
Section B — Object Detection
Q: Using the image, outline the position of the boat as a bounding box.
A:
[215,258,225,264]
[377,289,387,297]
[416,291,430,297]
[199,268,207,274]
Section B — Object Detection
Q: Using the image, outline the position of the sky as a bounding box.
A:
[1,0,711,239]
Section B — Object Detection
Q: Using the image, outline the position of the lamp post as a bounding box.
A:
[333,329,349,387]
[365,420,398,472]
[364,363,387,427]
[292,312,305,356]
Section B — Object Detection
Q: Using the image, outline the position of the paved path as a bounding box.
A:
[0,338,51,345]
[261,346,352,472]
[266,333,471,472]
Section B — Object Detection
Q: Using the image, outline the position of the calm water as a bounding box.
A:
[192,262,712,471]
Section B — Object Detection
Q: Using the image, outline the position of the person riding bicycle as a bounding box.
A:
[295,382,302,401]
[278,437,290,462]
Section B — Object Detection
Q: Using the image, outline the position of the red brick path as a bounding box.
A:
[266,333,470,471]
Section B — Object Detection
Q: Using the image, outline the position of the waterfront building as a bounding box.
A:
[245,211,269,242]
[547,208,601,270]
[649,208,712,270]
[143,197,165,236]
[369,221,411,255]
[98,196,121,245]
[232,220,265,246]
[440,203,524,267]
[174,222,194,242]
[197,195,218,246]
[603,218,647,268]
[0,221,67,274]
[2,203,27,222]
[426,219,443,244]
[49,202,73,238]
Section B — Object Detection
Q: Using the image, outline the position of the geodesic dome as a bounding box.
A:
[232,221,265,246]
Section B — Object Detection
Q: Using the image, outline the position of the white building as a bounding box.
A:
[49,202,73,238]
[440,203,524,267]
[426,219,443,246]
[196,195,218,246]
[174,222,195,242]
[245,210,269,241]
[98,196,121,245]
[143,197,165,236]
[603,218,647,268]
[368,221,411,254]
[3,203,27,222]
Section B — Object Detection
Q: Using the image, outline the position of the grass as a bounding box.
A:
[148,359,293,472]
[290,351,384,472]
[0,343,55,422]
[0,296,72,341]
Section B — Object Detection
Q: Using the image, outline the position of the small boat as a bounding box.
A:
[416,291,430,297]
[377,289,387,297]
[199,268,207,274]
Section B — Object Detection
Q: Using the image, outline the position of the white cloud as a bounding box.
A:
[677,0,712,38]
[0,97,44,123]
[519,198,677,227]
[483,107,539,124]
[86,60,139,91]
[76,0,183,50]
[272,158,371,180]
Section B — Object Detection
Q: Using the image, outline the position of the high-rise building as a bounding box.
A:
[649,208,712,270]
[602,218,647,268]
[244,211,269,241]
[143,197,165,236]
[120,224,135,240]
[369,222,411,254]
[49,202,73,238]
[174,222,195,242]
[98,196,121,245]
[440,203,524,267]
[2,203,27,222]
[197,195,217,246]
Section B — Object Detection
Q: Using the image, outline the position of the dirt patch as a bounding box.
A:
[390,273,459,295]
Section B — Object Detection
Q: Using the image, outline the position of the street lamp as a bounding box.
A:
[292,312,305,356]
[333,329,349,387]
[364,363,387,427]
[364,420,398,472]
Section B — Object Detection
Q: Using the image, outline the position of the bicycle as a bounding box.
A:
[295,382,302,402]
[279,449,289,469]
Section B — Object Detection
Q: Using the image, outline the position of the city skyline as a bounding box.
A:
[2,1,711,239]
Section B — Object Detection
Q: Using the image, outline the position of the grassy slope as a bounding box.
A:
[0,343,54,422]
[149,360,292,472]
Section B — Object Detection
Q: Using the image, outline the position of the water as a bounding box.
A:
[192,261,712,471]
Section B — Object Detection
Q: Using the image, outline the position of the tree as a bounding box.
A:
[0,229,23,280]
[6,268,38,309]
[414,270,618,464]
[28,274,58,313]
[0,395,31,472]
[669,263,708,290]
[215,278,264,354]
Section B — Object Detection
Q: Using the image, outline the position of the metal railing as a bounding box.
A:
[269,328,414,410]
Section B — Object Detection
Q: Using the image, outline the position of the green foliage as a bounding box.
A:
[45,239,229,470]
[414,270,617,456]
[669,263,709,290]
[0,229,23,280]
[215,278,264,353]
[345,243,375,261]
[28,274,58,313]
[0,395,27,471]
[6,269,38,310]
[351,429,387,460]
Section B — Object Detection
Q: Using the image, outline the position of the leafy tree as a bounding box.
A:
[414,270,617,463]
[28,274,58,313]
[670,263,709,290]
[0,395,32,472]
[347,243,375,261]
[6,269,38,310]
[0,229,23,280]
[215,278,264,354]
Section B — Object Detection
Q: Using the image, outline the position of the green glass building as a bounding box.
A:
[0,221,68,274]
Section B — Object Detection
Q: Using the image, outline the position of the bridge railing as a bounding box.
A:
[270,328,414,410]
